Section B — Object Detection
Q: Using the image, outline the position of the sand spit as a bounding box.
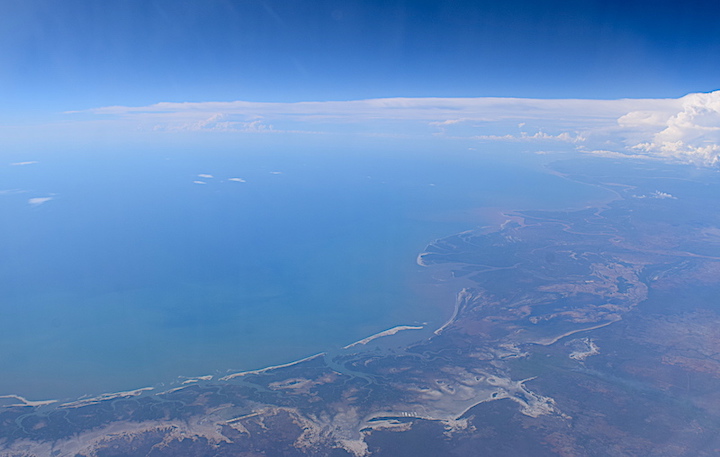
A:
[434,288,473,335]
[181,375,214,384]
[59,387,154,409]
[221,353,326,381]
[534,318,620,346]
[0,395,56,408]
[343,325,424,349]
[416,252,429,266]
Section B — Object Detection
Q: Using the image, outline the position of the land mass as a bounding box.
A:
[3,158,720,456]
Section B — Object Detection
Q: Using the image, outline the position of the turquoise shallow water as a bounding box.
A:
[0,145,609,400]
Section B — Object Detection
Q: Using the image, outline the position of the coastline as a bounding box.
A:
[0,158,620,411]
[0,395,57,408]
[220,352,326,381]
[59,387,155,409]
[342,325,425,349]
[433,288,471,335]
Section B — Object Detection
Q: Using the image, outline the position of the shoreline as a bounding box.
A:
[0,395,57,408]
[0,158,619,410]
[58,387,155,409]
[434,288,473,335]
[220,352,327,381]
[342,325,425,349]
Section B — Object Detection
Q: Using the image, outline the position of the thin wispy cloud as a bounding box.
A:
[430,119,467,126]
[0,189,26,195]
[150,114,275,133]
[10,161,38,166]
[28,197,53,206]
[79,97,654,125]
[471,131,582,143]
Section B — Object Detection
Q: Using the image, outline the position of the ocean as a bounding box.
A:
[0,143,610,400]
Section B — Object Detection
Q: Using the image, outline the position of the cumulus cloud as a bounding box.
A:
[228,177,246,182]
[193,180,207,185]
[633,191,678,200]
[624,91,720,166]
[472,131,582,142]
[151,113,274,132]
[198,174,214,178]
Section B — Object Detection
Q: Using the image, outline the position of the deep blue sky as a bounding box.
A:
[1,0,720,113]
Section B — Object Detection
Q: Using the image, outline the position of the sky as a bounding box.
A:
[0,1,719,167]
[1,0,720,115]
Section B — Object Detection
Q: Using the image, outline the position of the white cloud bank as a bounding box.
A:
[76,90,720,166]
[80,96,659,127]
[621,91,720,166]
